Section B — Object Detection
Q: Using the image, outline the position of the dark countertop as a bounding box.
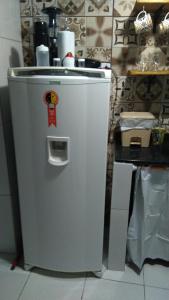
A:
[115,143,169,165]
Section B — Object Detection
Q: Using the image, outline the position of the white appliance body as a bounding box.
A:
[8,67,111,273]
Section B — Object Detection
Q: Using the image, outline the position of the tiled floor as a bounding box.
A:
[0,255,169,300]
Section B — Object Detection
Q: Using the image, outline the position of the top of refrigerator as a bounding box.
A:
[8,67,111,80]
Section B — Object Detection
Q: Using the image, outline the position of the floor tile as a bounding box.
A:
[83,277,144,300]
[103,265,144,285]
[0,269,29,300]
[20,269,85,300]
[144,264,169,289]
[145,286,169,300]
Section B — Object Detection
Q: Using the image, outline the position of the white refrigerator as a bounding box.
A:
[8,67,111,274]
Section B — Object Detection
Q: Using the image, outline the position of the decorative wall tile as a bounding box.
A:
[140,32,169,48]
[22,46,34,66]
[109,96,119,124]
[137,102,161,114]
[160,103,169,126]
[58,0,85,16]
[86,17,112,47]
[113,101,161,116]
[65,17,86,47]
[111,76,135,105]
[20,0,32,16]
[163,77,169,100]
[32,0,85,16]
[21,17,33,48]
[32,0,48,16]
[113,17,137,47]
[86,47,111,62]
[113,0,137,17]
[110,93,114,108]
[85,0,113,16]
[106,168,113,193]
[133,76,165,102]
[21,17,35,65]
[32,0,58,16]
[113,102,135,115]
[163,47,169,67]
[75,46,86,58]
[112,47,138,76]
[107,141,114,171]
[109,95,114,127]
[156,33,169,47]
[160,116,169,126]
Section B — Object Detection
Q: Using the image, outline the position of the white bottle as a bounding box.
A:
[63,52,74,67]
[36,44,49,66]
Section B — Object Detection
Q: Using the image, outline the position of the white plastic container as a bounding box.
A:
[53,58,61,66]
[78,58,85,68]
[36,44,49,66]
[62,52,74,67]
[120,112,155,147]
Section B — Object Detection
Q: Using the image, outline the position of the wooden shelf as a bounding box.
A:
[136,0,169,10]
[128,70,169,76]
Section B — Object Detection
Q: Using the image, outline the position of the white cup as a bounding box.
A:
[134,10,153,34]
[158,12,169,34]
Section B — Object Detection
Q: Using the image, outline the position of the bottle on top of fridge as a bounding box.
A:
[36,44,49,66]
[63,52,74,67]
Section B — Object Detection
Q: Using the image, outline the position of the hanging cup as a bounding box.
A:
[134,9,153,34]
[158,12,169,34]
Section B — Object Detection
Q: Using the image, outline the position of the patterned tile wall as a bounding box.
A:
[20,0,169,195]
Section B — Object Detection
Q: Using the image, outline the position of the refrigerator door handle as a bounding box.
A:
[47,136,70,166]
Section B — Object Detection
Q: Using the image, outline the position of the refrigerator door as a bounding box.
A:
[9,72,110,272]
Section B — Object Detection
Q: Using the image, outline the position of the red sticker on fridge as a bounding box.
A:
[44,91,59,127]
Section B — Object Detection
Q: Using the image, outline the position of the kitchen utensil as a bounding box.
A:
[134,9,153,34]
